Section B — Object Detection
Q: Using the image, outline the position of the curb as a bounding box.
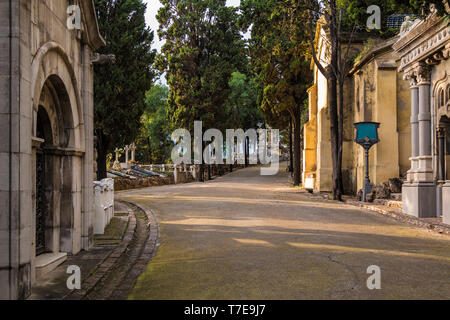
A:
[107,199,160,298]
[346,200,450,235]
[64,201,137,300]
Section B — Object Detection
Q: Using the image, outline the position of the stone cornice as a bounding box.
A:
[349,37,398,75]
[393,15,450,72]
[80,0,106,50]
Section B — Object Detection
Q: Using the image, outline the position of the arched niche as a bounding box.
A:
[31,42,84,259]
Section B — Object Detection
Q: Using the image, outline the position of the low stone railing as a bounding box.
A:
[93,178,115,235]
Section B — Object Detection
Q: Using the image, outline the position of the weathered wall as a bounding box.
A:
[0,0,101,299]
[350,48,411,193]
[303,35,411,195]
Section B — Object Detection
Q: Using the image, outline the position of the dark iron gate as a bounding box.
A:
[35,149,46,255]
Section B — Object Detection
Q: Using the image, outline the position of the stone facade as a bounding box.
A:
[302,21,363,193]
[349,38,412,193]
[0,0,104,299]
[393,7,450,219]
[303,23,411,194]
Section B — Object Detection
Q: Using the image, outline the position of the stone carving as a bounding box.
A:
[403,70,417,88]
[415,64,431,85]
[90,53,116,65]
[113,148,121,170]
[445,0,450,14]
[427,3,439,19]
[444,44,450,59]
[398,26,450,70]
[130,143,136,163]
[400,16,414,37]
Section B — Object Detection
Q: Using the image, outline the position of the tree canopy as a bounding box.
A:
[94,0,156,178]
[156,0,248,134]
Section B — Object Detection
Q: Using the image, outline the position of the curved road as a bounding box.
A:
[117,164,450,299]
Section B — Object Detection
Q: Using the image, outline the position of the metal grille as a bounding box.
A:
[35,149,46,256]
[387,14,409,29]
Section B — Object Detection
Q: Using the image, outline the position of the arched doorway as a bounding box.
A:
[35,106,53,255]
[33,75,78,256]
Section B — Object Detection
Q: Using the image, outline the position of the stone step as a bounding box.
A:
[35,252,67,280]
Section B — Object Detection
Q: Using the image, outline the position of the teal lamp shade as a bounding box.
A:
[354,122,380,146]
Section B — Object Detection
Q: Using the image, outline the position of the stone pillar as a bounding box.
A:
[416,63,433,181]
[124,145,129,164]
[404,71,419,182]
[130,143,136,162]
[402,63,436,218]
[443,182,450,224]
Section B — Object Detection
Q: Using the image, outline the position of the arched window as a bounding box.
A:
[446,84,450,103]
[438,88,444,108]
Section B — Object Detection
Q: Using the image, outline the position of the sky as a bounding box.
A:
[144,0,242,53]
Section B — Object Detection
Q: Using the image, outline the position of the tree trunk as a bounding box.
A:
[147,136,152,164]
[292,108,301,186]
[329,75,342,201]
[337,79,345,195]
[328,0,343,201]
[289,118,293,173]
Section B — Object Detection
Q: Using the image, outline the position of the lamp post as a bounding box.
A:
[354,122,380,202]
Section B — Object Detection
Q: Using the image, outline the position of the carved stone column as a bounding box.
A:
[415,63,434,181]
[404,71,419,182]
[402,62,436,218]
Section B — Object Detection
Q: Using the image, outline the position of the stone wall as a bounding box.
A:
[0,0,104,299]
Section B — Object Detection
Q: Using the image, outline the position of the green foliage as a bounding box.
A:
[136,84,172,163]
[240,0,312,127]
[336,0,447,36]
[224,71,264,130]
[94,0,156,156]
[156,0,248,135]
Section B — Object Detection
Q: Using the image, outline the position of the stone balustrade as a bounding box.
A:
[93,178,115,235]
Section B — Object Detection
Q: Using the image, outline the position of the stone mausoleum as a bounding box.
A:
[393,4,450,221]
[0,0,104,299]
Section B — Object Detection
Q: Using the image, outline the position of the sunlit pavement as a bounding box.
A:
[117,163,450,299]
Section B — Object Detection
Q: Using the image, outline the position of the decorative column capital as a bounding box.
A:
[414,63,431,85]
[443,44,450,60]
[403,70,418,88]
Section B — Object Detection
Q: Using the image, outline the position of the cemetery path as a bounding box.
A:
[117,163,450,299]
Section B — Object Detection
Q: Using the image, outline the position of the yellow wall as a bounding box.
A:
[303,85,318,183]
[302,36,411,194]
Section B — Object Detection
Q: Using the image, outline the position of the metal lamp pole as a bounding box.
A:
[354,122,380,202]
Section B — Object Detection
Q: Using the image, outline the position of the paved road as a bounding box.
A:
[117,164,450,299]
